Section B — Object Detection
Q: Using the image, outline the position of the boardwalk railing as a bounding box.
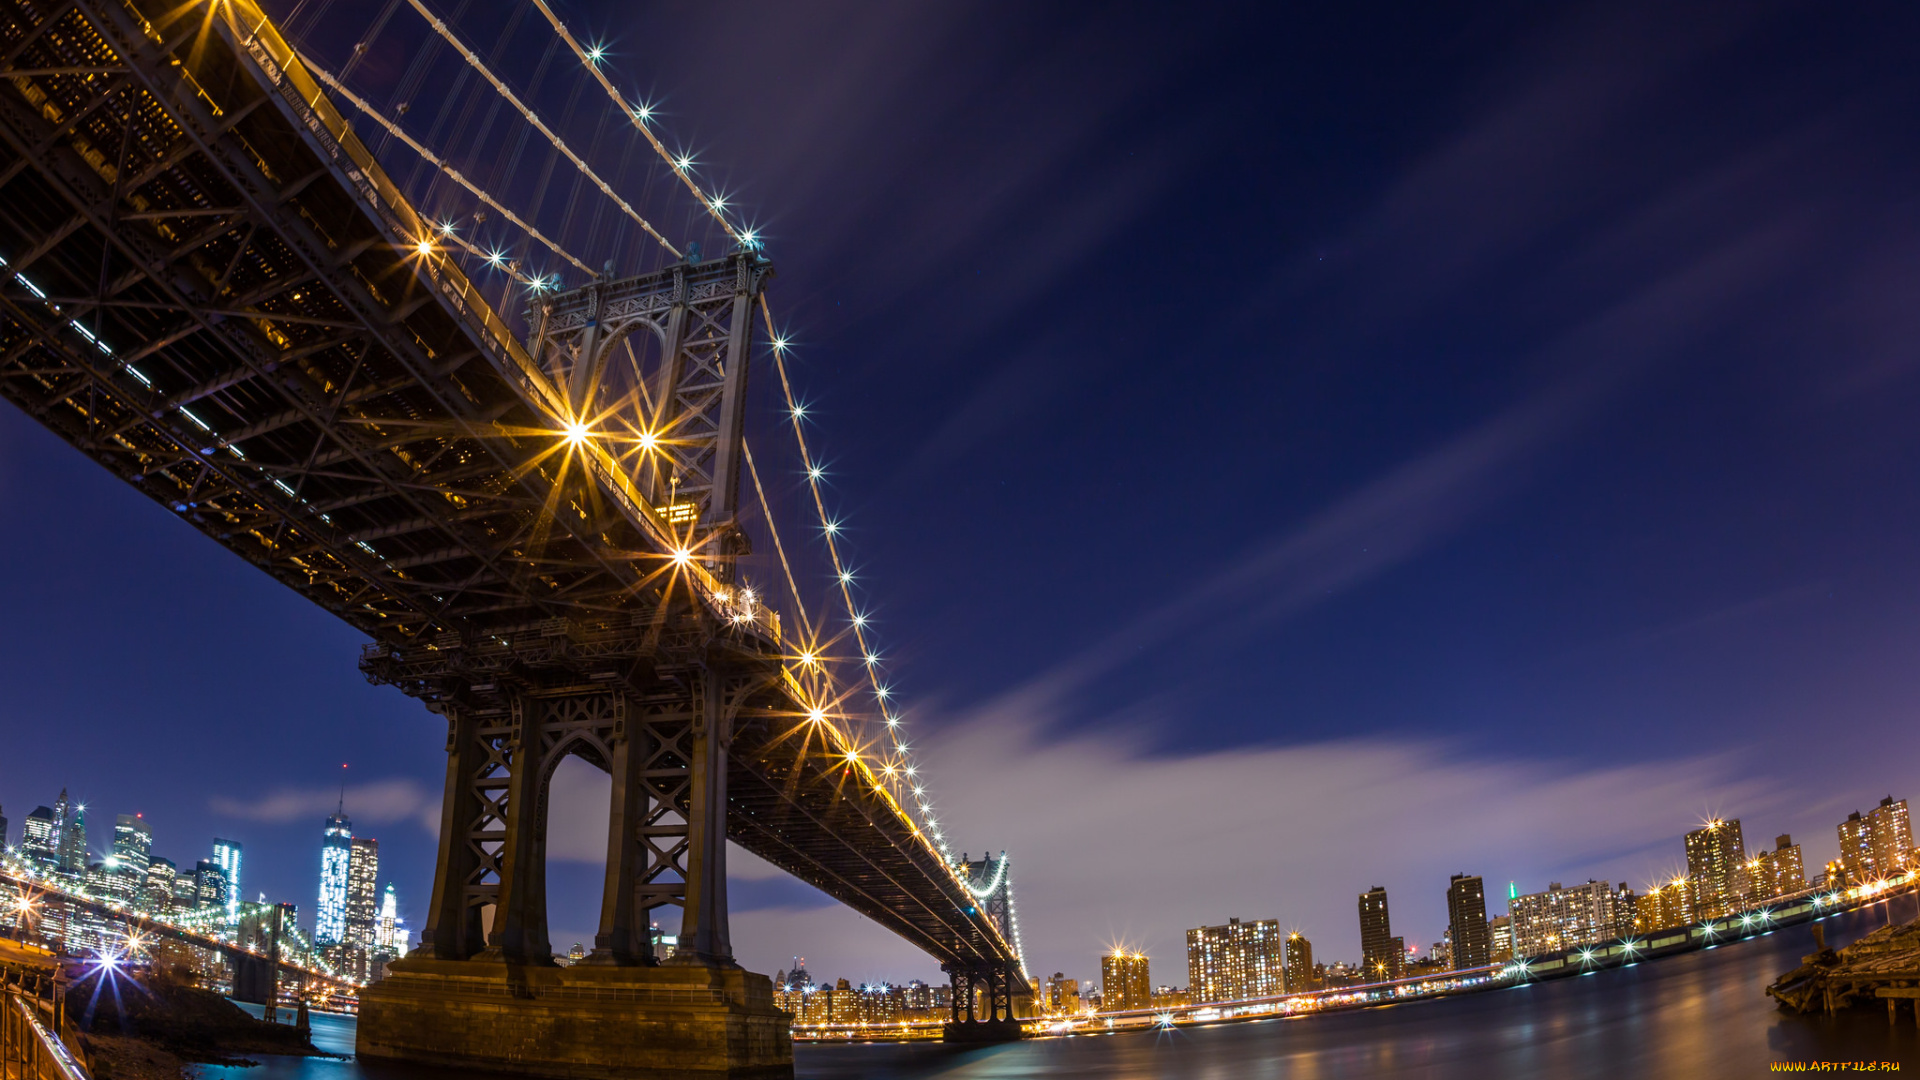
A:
[0,960,88,1080]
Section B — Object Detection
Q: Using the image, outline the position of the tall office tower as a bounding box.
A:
[316,811,352,945]
[1283,932,1315,992]
[112,814,153,890]
[343,837,380,977]
[20,807,57,869]
[1186,917,1284,1003]
[1868,796,1914,877]
[1358,886,1400,980]
[1100,952,1151,1012]
[1756,834,1806,898]
[1510,880,1634,956]
[193,859,229,910]
[212,838,243,923]
[50,790,68,858]
[143,857,178,913]
[374,883,407,957]
[55,798,87,874]
[1683,818,1746,919]
[0,803,8,850]
[1446,874,1491,970]
[1489,916,1513,964]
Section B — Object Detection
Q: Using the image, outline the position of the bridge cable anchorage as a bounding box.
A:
[397,0,681,260]
[527,0,745,245]
[298,54,594,281]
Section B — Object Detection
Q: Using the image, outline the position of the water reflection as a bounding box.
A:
[197,904,1913,1079]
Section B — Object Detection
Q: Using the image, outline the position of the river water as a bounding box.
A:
[204,902,1916,1079]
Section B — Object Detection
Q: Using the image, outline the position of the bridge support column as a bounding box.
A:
[942,962,1025,1043]
[363,674,789,1078]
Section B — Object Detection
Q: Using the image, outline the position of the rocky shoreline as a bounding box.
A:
[69,967,326,1080]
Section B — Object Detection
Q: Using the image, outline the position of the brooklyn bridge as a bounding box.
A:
[0,0,1025,1074]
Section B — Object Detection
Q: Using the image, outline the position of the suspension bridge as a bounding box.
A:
[0,0,1027,1073]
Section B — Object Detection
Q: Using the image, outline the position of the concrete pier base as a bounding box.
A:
[357,959,793,1079]
[941,1019,1026,1043]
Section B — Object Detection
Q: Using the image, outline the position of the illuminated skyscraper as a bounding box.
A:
[193,859,229,910]
[1100,952,1150,1012]
[112,814,152,895]
[0,804,8,851]
[374,883,408,957]
[212,838,243,924]
[1358,886,1400,981]
[1446,874,1491,970]
[342,837,380,978]
[1489,916,1513,964]
[55,796,87,875]
[316,811,352,946]
[1186,917,1284,1003]
[20,807,57,870]
[1283,932,1315,993]
[1684,818,1746,919]
[143,856,178,913]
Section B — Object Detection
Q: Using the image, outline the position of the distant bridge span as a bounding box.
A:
[0,0,1026,1063]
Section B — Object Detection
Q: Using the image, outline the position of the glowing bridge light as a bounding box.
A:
[866,654,881,667]
[823,521,840,536]
[675,154,694,171]
[672,548,692,566]
[875,685,890,699]
[438,220,456,235]
[791,403,807,420]
[586,43,605,62]
[415,238,433,255]
[886,716,900,727]
[562,420,590,446]
[838,569,853,584]
[633,102,654,121]
[773,336,789,351]
[852,614,867,628]
[808,707,825,722]
[808,465,823,481]
[485,250,504,266]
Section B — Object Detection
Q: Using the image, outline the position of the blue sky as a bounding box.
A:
[4,0,1920,987]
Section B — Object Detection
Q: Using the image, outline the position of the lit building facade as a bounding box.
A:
[1447,874,1491,970]
[1754,834,1806,900]
[212,837,243,923]
[1840,796,1918,886]
[342,837,380,977]
[192,859,228,911]
[1358,886,1400,981]
[316,812,352,946]
[1043,972,1080,1015]
[1101,952,1151,1012]
[1489,915,1513,964]
[375,882,408,957]
[1509,880,1633,956]
[1684,818,1746,919]
[1186,917,1284,1003]
[143,857,178,913]
[55,795,86,875]
[20,806,57,871]
[1284,932,1315,992]
[1636,877,1698,932]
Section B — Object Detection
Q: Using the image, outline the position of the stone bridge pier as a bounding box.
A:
[355,650,792,1080]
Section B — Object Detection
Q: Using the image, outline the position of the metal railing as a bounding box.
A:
[0,971,88,1080]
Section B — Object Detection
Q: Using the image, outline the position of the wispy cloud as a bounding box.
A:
[210,779,439,835]
[865,707,1787,986]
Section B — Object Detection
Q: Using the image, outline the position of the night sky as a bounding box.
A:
[5,0,1920,989]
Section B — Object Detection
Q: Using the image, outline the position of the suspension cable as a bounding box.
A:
[400,0,681,257]
[526,0,740,244]
[302,55,594,279]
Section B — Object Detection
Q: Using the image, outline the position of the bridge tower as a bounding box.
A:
[356,252,794,1079]
[944,851,1029,1041]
